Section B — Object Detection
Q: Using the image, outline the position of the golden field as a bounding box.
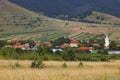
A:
[0,60,120,80]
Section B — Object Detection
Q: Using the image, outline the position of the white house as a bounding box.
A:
[51,48,63,53]
[108,51,120,54]
[70,40,80,47]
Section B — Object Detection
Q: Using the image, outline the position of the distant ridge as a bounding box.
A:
[10,0,120,18]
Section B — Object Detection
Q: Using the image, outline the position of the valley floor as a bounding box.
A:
[0,60,120,80]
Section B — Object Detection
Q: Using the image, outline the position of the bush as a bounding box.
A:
[100,57,109,62]
[62,62,67,68]
[31,60,45,69]
[78,62,84,67]
[62,47,76,61]
[15,62,22,68]
[102,50,108,54]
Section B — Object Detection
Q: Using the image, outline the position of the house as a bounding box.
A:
[70,40,80,47]
[23,43,30,48]
[108,51,120,54]
[93,43,101,47]
[75,46,92,52]
[13,40,23,49]
[51,48,63,53]
[61,43,69,49]
[22,43,38,51]
[34,41,41,47]
[22,47,38,51]
[117,44,120,47]
[4,45,13,48]
[43,42,52,47]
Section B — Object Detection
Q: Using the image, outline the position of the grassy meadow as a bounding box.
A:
[0,60,120,80]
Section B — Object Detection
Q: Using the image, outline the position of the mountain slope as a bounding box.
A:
[0,0,37,16]
[0,0,68,33]
[10,0,120,18]
[84,11,120,25]
[0,0,120,41]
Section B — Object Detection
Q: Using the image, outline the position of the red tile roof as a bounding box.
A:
[13,41,23,48]
[70,40,80,44]
[61,43,69,49]
[43,42,52,47]
[117,44,120,47]
[75,46,90,51]
[93,43,101,47]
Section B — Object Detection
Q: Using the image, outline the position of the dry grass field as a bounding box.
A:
[0,60,120,80]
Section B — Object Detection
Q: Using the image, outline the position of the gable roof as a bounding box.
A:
[43,42,52,47]
[93,43,101,47]
[75,46,90,51]
[61,43,69,49]
[13,41,23,48]
[70,40,80,44]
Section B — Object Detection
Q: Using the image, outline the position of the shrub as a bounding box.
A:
[100,57,109,62]
[15,62,22,68]
[102,50,108,54]
[62,62,67,68]
[62,47,76,61]
[31,60,45,69]
[78,62,84,67]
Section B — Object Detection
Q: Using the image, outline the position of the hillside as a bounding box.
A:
[0,0,36,16]
[0,0,120,41]
[84,11,120,25]
[10,0,120,18]
[0,0,68,33]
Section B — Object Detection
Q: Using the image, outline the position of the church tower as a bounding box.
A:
[104,35,110,49]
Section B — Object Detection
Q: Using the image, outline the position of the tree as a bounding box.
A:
[0,48,18,59]
[0,40,7,48]
[62,47,76,61]
[109,41,119,50]
[36,46,48,55]
[31,59,45,69]
[53,37,70,46]
[19,40,34,45]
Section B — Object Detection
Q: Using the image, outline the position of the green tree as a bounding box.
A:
[0,40,7,48]
[53,37,70,46]
[62,47,76,61]
[36,46,47,55]
[31,59,45,69]
[0,48,18,59]
[109,41,119,50]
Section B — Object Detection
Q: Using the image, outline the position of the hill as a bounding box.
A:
[10,0,120,18]
[0,0,68,33]
[0,0,120,41]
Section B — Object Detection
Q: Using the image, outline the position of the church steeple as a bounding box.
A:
[104,35,110,49]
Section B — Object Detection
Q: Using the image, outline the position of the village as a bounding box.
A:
[1,35,120,55]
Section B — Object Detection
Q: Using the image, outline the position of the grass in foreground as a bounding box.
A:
[0,60,120,80]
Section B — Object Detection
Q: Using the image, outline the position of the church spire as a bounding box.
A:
[104,35,110,49]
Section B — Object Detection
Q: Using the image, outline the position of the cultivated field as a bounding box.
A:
[0,60,120,80]
[0,26,120,41]
[1,0,120,41]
